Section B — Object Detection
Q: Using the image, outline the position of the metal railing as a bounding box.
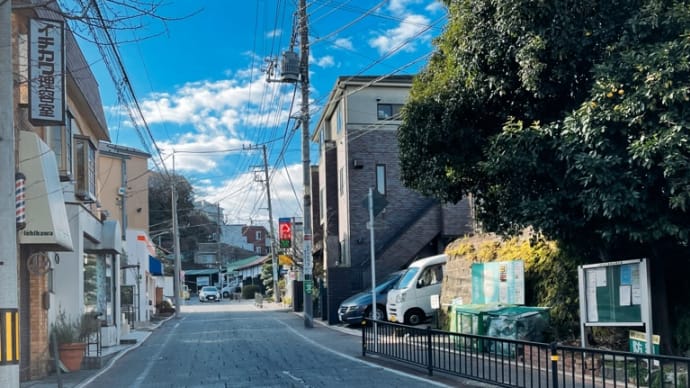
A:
[122,304,136,325]
[362,319,690,387]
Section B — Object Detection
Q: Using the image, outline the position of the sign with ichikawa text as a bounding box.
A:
[29,18,65,125]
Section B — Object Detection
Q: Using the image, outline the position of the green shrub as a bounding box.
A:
[242,284,261,299]
[446,235,583,341]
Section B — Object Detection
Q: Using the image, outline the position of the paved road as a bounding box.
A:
[84,300,460,388]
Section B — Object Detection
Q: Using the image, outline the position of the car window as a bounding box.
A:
[393,267,419,289]
[417,264,443,288]
[202,287,216,292]
[377,273,402,292]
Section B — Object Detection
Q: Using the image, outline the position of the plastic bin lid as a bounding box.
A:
[454,303,511,313]
[487,306,549,318]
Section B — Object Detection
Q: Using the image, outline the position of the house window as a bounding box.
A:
[339,238,349,266]
[339,167,344,196]
[376,164,386,195]
[320,187,325,220]
[75,135,96,202]
[377,103,403,120]
[256,230,262,240]
[336,107,342,134]
[43,112,73,181]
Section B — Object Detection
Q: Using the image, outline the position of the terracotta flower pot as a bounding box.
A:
[58,342,86,372]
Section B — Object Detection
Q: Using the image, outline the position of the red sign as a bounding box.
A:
[278,218,292,248]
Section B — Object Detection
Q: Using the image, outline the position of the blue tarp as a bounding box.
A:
[149,255,163,275]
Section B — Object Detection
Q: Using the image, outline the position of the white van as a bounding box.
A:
[386,253,447,325]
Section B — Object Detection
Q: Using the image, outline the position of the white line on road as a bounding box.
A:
[282,370,310,387]
[275,318,451,388]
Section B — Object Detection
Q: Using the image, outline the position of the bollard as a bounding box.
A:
[550,342,559,388]
[362,319,367,357]
[427,326,433,376]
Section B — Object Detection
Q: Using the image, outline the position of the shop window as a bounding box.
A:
[75,135,96,202]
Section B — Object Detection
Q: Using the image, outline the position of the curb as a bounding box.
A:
[75,314,174,388]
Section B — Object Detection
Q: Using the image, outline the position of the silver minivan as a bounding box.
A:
[386,254,447,325]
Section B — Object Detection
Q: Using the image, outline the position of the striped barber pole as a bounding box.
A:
[16,172,26,230]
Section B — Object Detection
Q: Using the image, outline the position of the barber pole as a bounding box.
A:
[15,173,26,230]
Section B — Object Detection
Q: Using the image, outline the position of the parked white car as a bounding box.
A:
[386,254,447,325]
[198,286,220,302]
[221,280,240,298]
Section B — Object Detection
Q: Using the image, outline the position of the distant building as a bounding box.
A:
[312,75,475,323]
[99,142,159,329]
[243,225,270,255]
[194,199,222,225]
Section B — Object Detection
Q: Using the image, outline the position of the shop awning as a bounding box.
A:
[18,130,73,251]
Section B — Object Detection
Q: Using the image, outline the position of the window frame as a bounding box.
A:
[74,134,97,202]
[376,164,386,195]
[376,103,403,120]
[339,167,344,196]
[42,111,73,181]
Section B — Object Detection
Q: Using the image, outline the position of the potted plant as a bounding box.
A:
[51,310,99,372]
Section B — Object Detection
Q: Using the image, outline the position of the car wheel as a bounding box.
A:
[405,309,424,325]
[223,292,230,298]
[366,306,386,321]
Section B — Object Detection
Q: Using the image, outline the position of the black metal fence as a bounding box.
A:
[362,319,690,387]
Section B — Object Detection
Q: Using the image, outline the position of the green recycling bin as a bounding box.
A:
[485,306,550,357]
[451,303,507,351]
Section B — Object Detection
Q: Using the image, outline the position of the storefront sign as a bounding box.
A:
[29,18,65,125]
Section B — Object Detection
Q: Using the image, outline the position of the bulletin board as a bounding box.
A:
[581,261,643,324]
[578,259,654,352]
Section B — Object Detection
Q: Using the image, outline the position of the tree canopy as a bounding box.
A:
[399,0,690,352]
[399,0,690,259]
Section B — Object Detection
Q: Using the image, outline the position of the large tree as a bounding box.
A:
[148,172,215,260]
[399,0,690,352]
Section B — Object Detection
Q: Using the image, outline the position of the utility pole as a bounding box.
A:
[172,153,182,318]
[298,0,313,328]
[261,145,280,303]
[0,0,19,385]
[217,202,222,293]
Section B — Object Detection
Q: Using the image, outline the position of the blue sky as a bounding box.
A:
[73,0,447,226]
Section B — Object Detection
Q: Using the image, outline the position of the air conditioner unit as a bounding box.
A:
[117,187,126,196]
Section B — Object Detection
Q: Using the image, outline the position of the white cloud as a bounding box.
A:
[156,134,247,173]
[266,29,281,38]
[425,1,446,13]
[333,37,353,51]
[200,163,304,225]
[123,69,297,139]
[368,14,431,54]
[387,0,428,15]
[314,55,335,68]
